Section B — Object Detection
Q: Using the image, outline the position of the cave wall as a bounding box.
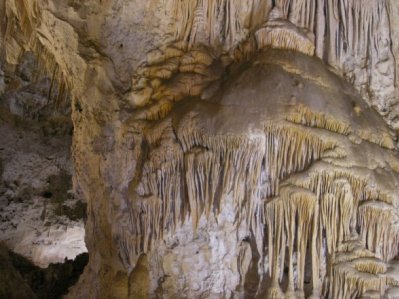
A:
[0,47,87,266]
[1,0,399,298]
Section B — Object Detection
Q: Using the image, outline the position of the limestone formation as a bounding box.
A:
[1,0,399,298]
[110,49,399,299]
[0,51,87,267]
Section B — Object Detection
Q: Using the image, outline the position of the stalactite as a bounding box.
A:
[126,0,398,133]
[261,155,399,297]
[264,125,334,196]
[118,122,333,271]
[118,85,399,295]
[265,185,316,297]
[265,198,285,299]
[171,0,251,49]
[320,179,355,255]
[286,104,351,135]
[166,0,397,129]
[118,50,399,299]
[331,257,388,299]
[3,1,72,108]
[255,7,315,56]
[358,201,399,262]
[5,0,399,297]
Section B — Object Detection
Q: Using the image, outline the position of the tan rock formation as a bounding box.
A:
[1,0,399,298]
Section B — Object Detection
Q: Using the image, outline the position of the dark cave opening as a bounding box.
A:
[0,51,88,298]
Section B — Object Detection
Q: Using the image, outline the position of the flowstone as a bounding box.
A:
[114,49,399,298]
[3,0,399,298]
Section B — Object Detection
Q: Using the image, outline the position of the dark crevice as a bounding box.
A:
[0,244,88,299]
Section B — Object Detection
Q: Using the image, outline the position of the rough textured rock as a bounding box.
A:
[1,0,399,298]
[0,243,37,299]
[108,49,399,299]
[0,52,86,267]
[0,243,88,299]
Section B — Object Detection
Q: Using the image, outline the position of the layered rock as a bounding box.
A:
[106,49,399,298]
[1,0,399,298]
